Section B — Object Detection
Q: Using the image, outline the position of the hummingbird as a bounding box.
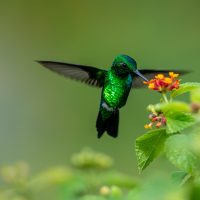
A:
[37,54,186,138]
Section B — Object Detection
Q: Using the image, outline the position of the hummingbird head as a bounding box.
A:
[112,55,148,81]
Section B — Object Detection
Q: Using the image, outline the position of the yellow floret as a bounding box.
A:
[164,77,173,84]
[155,74,164,79]
[144,123,152,129]
[169,72,179,78]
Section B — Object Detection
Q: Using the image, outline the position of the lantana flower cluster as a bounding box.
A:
[144,72,180,129]
[144,112,167,129]
[144,72,180,92]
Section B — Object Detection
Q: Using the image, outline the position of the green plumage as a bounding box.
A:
[103,70,132,108]
[97,55,137,138]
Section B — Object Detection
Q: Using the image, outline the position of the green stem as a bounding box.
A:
[162,92,169,103]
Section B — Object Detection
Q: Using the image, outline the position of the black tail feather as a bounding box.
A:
[96,110,119,138]
[96,112,106,138]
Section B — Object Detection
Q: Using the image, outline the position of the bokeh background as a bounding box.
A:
[0,0,200,176]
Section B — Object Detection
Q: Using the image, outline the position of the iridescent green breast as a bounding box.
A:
[102,70,133,108]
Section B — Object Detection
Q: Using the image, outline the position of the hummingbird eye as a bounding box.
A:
[120,63,127,67]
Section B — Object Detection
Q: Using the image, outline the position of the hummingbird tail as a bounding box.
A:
[96,110,119,138]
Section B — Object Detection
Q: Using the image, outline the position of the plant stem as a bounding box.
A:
[162,92,169,103]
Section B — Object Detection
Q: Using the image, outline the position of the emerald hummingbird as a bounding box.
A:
[38,54,186,138]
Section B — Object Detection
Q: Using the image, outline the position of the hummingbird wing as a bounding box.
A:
[37,61,106,87]
[132,69,189,88]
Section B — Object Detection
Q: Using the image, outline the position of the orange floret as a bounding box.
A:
[148,83,155,89]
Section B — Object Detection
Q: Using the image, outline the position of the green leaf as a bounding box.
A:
[171,82,200,98]
[165,134,198,174]
[126,176,179,200]
[135,128,168,173]
[154,101,190,113]
[191,88,200,103]
[149,102,196,134]
[100,172,137,189]
[165,111,195,134]
[171,171,190,185]
[71,148,113,170]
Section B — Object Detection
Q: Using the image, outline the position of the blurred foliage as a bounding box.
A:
[1,146,200,200]
[71,148,113,170]
[0,149,137,200]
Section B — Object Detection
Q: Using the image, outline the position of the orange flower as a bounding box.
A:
[148,83,155,89]
[156,122,162,128]
[144,72,180,92]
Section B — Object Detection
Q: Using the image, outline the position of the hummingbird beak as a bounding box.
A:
[134,69,149,82]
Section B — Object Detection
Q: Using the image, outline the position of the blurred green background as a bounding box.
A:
[0,0,200,175]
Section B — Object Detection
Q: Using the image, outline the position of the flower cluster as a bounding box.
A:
[144,113,167,129]
[144,72,180,92]
[143,72,182,129]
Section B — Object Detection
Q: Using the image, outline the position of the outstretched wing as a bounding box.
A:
[37,61,107,88]
[132,69,189,88]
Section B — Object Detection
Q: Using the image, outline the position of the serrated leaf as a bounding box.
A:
[171,82,200,98]
[135,129,167,173]
[165,111,195,134]
[154,101,190,113]
[165,134,198,173]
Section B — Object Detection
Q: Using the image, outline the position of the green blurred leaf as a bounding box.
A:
[191,89,200,103]
[126,176,184,200]
[154,101,190,113]
[71,148,113,170]
[135,129,167,172]
[171,171,190,185]
[79,195,106,200]
[190,127,200,155]
[165,112,195,134]
[100,171,137,189]
[165,134,198,174]
[1,162,30,185]
[60,175,89,200]
[29,167,72,191]
[110,185,122,198]
[171,82,200,98]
